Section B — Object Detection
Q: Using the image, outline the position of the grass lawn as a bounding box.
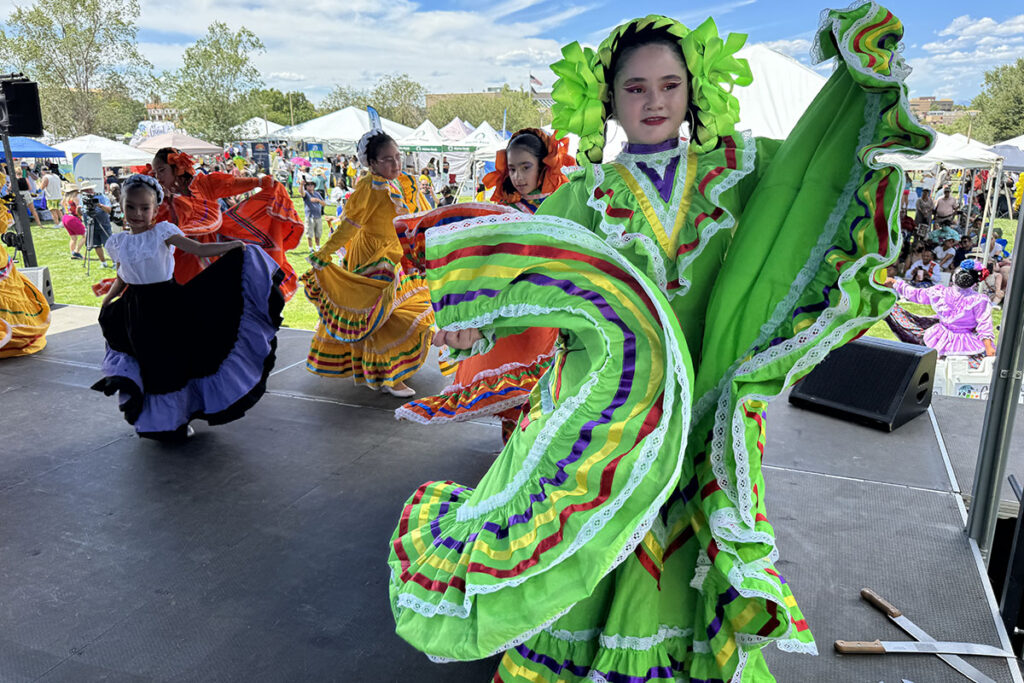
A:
[21,201,1018,340]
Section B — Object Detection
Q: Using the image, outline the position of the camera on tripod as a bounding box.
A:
[80,193,100,211]
[1,230,23,250]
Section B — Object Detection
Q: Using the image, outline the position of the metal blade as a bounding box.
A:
[880,641,1011,657]
[861,588,999,683]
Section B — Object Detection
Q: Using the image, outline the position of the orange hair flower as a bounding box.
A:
[166,150,196,178]
[484,128,574,205]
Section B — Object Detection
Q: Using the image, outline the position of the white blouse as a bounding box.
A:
[105,221,185,285]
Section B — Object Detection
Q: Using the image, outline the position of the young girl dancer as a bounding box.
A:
[389,5,933,681]
[301,130,436,397]
[92,174,284,440]
[395,129,570,439]
[150,148,303,300]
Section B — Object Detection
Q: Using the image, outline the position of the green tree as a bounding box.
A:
[242,88,318,127]
[320,85,369,113]
[970,58,1024,144]
[428,85,549,132]
[320,73,426,126]
[0,0,152,137]
[369,73,426,127]
[166,23,264,144]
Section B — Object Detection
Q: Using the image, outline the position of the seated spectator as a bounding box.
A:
[951,235,974,270]
[934,237,957,272]
[905,249,939,288]
[928,222,960,243]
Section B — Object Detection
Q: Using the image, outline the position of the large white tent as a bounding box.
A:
[236,117,283,139]
[275,107,412,154]
[135,131,222,156]
[459,121,506,156]
[878,131,1002,171]
[439,117,474,141]
[399,120,445,147]
[54,134,152,167]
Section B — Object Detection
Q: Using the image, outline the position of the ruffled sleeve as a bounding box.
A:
[309,176,380,268]
[104,233,122,263]
[155,221,184,243]
[188,172,259,201]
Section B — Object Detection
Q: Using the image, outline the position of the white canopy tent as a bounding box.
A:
[275,107,413,154]
[398,120,475,184]
[54,134,152,167]
[236,117,283,140]
[135,131,222,156]
[878,132,1002,171]
[439,117,474,141]
[991,135,1024,173]
[459,121,507,157]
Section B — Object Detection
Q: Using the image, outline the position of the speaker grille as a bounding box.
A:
[798,344,910,412]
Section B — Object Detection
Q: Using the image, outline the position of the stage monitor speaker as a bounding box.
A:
[1,79,44,137]
[789,336,936,432]
[20,266,54,306]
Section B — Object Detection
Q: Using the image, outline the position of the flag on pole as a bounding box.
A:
[530,74,543,86]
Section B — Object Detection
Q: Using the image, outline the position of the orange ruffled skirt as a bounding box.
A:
[396,326,558,425]
[173,183,303,300]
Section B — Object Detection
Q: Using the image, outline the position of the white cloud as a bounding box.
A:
[135,0,588,104]
[907,13,1024,102]
[760,38,811,59]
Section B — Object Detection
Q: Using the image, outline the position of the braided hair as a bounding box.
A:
[121,173,165,206]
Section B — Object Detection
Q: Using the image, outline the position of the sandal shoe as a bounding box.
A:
[382,385,415,398]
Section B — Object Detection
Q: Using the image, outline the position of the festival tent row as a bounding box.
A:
[54,135,152,166]
[274,106,413,154]
[439,117,474,141]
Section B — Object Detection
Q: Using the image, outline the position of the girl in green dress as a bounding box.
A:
[391,4,933,681]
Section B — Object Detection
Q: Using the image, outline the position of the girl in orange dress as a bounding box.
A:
[151,148,303,300]
[396,129,572,440]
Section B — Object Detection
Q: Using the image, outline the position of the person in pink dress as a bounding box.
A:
[885,259,996,362]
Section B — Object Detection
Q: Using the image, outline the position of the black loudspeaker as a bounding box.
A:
[789,336,936,432]
[1,79,44,137]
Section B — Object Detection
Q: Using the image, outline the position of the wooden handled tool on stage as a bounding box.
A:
[861,587,902,617]
[835,639,1010,657]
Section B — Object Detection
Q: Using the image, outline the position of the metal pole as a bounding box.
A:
[967,203,1024,561]
[1,132,38,267]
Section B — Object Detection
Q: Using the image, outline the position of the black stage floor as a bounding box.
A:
[1,305,1021,682]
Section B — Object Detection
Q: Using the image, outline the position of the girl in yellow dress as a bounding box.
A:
[0,171,50,357]
[301,130,436,397]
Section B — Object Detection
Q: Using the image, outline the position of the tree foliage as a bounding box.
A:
[320,73,425,127]
[427,85,549,132]
[970,58,1024,144]
[166,22,264,144]
[0,0,152,137]
[242,88,318,127]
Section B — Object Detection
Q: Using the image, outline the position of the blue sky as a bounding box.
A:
[4,0,1022,105]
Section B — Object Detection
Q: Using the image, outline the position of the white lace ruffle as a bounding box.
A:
[396,215,692,661]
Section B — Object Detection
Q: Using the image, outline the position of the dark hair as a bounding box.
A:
[953,268,981,288]
[364,132,395,163]
[607,26,699,145]
[154,147,194,183]
[502,131,547,196]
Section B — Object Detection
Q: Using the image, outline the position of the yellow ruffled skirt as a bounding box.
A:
[301,256,435,388]
[0,242,50,358]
